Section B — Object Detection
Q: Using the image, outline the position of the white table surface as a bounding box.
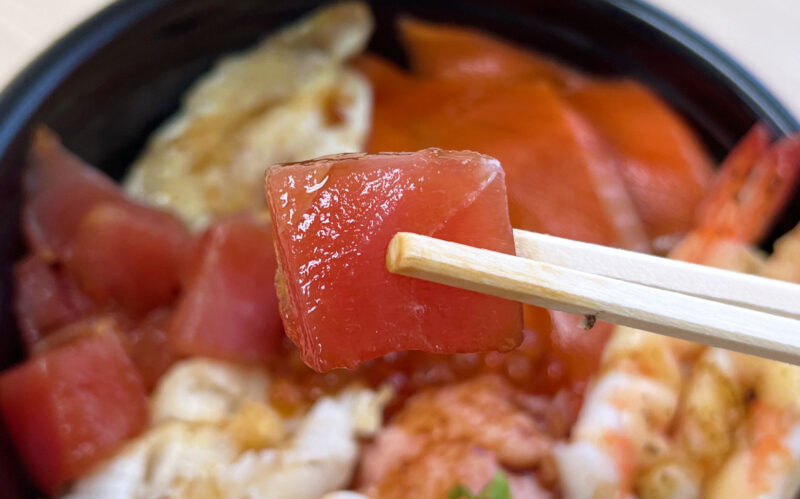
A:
[0,0,798,121]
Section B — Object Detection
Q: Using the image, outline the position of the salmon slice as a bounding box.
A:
[364,71,648,250]
[398,17,580,88]
[567,80,715,252]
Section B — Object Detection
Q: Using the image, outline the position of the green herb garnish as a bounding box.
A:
[447,471,512,499]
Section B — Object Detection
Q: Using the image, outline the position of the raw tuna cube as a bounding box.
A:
[0,333,147,494]
[169,217,283,363]
[266,148,523,372]
[13,255,94,349]
[28,312,180,393]
[22,128,191,317]
[65,202,190,315]
[22,128,125,262]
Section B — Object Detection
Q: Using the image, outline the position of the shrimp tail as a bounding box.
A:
[697,124,771,223]
[698,126,800,243]
[700,125,800,243]
[736,135,800,242]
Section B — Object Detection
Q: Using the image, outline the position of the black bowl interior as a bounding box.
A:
[0,0,798,495]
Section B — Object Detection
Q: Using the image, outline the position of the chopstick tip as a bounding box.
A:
[386,232,411,274]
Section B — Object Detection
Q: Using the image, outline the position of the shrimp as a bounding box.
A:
[636,348,765,498]
[636,136,800,499]
[698,224,800,499]
[554,125,800,499]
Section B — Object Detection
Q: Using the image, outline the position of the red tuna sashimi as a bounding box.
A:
[23,128,191,317]
[22,128,125,262]
[566,80,715,252]
[398,18,581,87]
[266,149,523,372]
[0,333,147,494]
[364,73,648,251]
[13,256,94,350]
[29,313,180,393]
[65,202,190,315]
[169,217,283,364]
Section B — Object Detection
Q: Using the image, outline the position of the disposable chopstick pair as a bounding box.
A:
[386,230,800,366]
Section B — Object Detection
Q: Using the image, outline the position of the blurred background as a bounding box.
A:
[0,0,798,120]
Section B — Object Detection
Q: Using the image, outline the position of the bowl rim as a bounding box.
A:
[0,0,163,156]
[607,0,799,135]
[0,0,796,494]
[0,0,797,156]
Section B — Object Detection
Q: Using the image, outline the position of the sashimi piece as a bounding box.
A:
[514,305,609,394]
[0,333,147,494]
[29,312,179,393]
[65,202,190,315]
[398,18,580,87]
[13,255,94,350]
[365,73,648,251]
[266,148,523,372]
[22,129,192,317]
[22,128,125,262]
[566,80,715,252]
[169,217,283,364]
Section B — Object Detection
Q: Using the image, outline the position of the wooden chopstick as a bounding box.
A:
[386,231,800,366]
[513,229,800,321]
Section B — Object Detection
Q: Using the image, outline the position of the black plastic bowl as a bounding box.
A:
[0,0,797,495]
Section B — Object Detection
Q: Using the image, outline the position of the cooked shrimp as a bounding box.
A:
[637,349,764,499]
[658,347,800,499]
[555,126,800,499]
[695,224,800,499]
[702,370,800,499]
[673,125,800,267]
[636,134,800,499]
